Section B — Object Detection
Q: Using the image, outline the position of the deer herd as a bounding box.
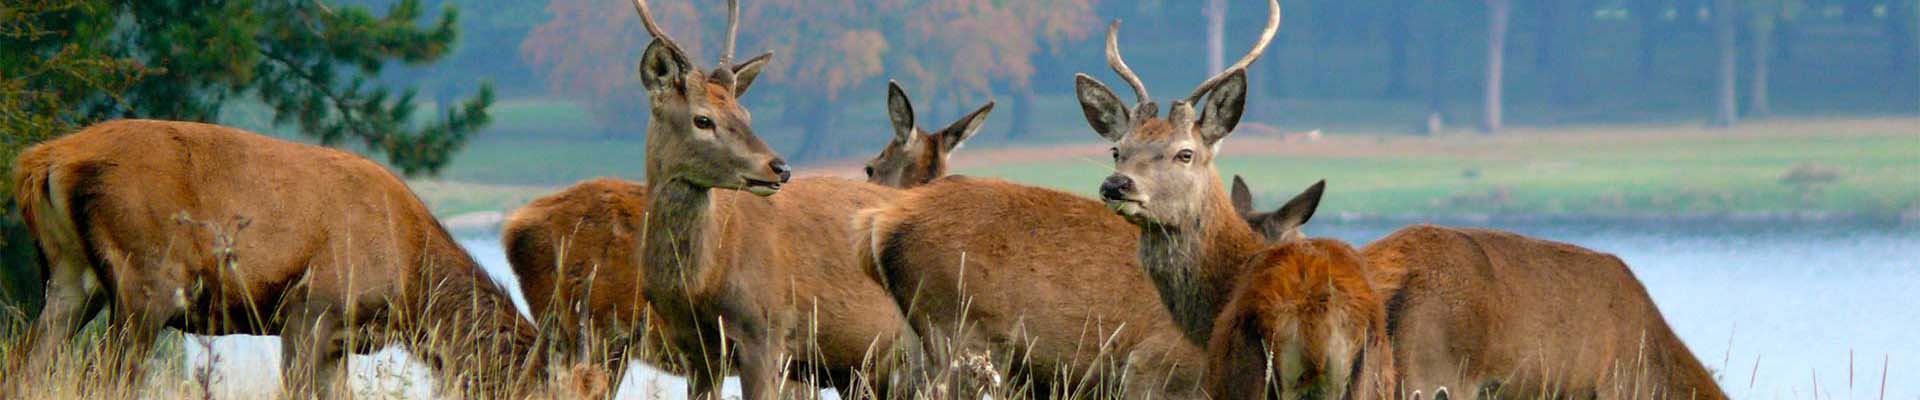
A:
[0,0,1731,399]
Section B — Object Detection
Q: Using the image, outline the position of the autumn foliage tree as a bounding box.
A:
[521,0,1095,161]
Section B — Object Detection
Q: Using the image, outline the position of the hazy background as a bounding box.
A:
[358,0,1918,182]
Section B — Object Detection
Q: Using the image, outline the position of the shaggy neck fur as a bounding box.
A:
[638,177,717,323]
[1136,183,1266,346]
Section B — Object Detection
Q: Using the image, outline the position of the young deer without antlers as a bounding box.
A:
[621,0,930,398]
[502,80,990,396]
[2,120,603,399]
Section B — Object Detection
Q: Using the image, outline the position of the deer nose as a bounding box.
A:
[769,159,792,183]
[1099,175,1135,201]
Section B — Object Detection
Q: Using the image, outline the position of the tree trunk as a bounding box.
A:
[1483,0,1511,134]
[1889,2,1915,72]
[1712,0,1738,127]
[1011,86,1034,139]
[1206,0,1227,74]
[1634,0,1661,80]
[1750,20,1773,118]
[1266,36,1291,97]
[1543,1,1587,106]
[1384,0,1412,97]
[1777,18,1796,62]
[1429,26,1450,119]
[1306,6,1327,94]
[1536,1,1560,71]
[793,98,836,162]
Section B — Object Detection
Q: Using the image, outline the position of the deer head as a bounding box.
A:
[1241,239,1389,400]
[632,0,786,196]
[1232,176,1325,242]
[1085,0,1280,228]
[865,80,995,187]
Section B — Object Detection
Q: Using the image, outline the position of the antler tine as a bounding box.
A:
[1105,19,1151,107]
[721,0,740,67]
[630,0,685,55]
[1186,0,1281,102]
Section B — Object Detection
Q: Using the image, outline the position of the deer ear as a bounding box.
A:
[886,80,916,143]
[731,52,773,97]
[639,39,693,95]
[939,101,994,151]
[1231,175,1255,216]
[1264,179,1326,238]
[1197,69,1248,147]
[1076,74,1131,142]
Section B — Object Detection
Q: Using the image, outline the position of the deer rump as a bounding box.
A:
[1364,225,1727,399]
[856,176,1208,398]
[10,119,539,397]
[502,178,688,375]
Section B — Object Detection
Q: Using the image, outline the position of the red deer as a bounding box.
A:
[1231,175,1321,243]
[1359,225,1729,399]
[855,174,1325,399]
[853,7,1340,397]
[1089,34,1728,395]
[502,80,990,395]
[1078,1,1398,396]
[619,0,926,398]
[2,120,593,398]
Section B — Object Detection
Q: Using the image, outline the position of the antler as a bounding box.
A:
[630,0,686,56]
[721,0,740,67]
[1186,0,1281,103]
[1105,19,1151,108]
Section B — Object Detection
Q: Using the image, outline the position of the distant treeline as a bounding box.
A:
[387,0,1918,159]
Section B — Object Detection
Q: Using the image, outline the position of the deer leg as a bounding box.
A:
[533,314,578,372]
[280,304,347,400]
[99,299,168,396]
[1,256,104,389]
[592,333,636,400]
[870,325,927,400]
[679,333,727,400]
[733,328,792,400]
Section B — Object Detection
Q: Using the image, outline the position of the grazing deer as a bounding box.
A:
[620,0,928,398]
[1359,225,1729,399]
[2,120,595,398]
[502,80,990,396]
[1079,1,1397,397]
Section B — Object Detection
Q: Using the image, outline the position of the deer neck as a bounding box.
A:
[1135,186,1266,347]
[639,176,719,317]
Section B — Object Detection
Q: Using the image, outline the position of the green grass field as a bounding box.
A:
[963,120,1920,217]
[410,117,1919,218]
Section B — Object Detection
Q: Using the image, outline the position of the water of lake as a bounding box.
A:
[180,220,1917,399]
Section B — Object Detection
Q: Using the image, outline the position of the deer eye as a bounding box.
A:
[864,165,875,177]
[693,116,716,130]
[1175,149,1194,164]
[1110,147,1120,162]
